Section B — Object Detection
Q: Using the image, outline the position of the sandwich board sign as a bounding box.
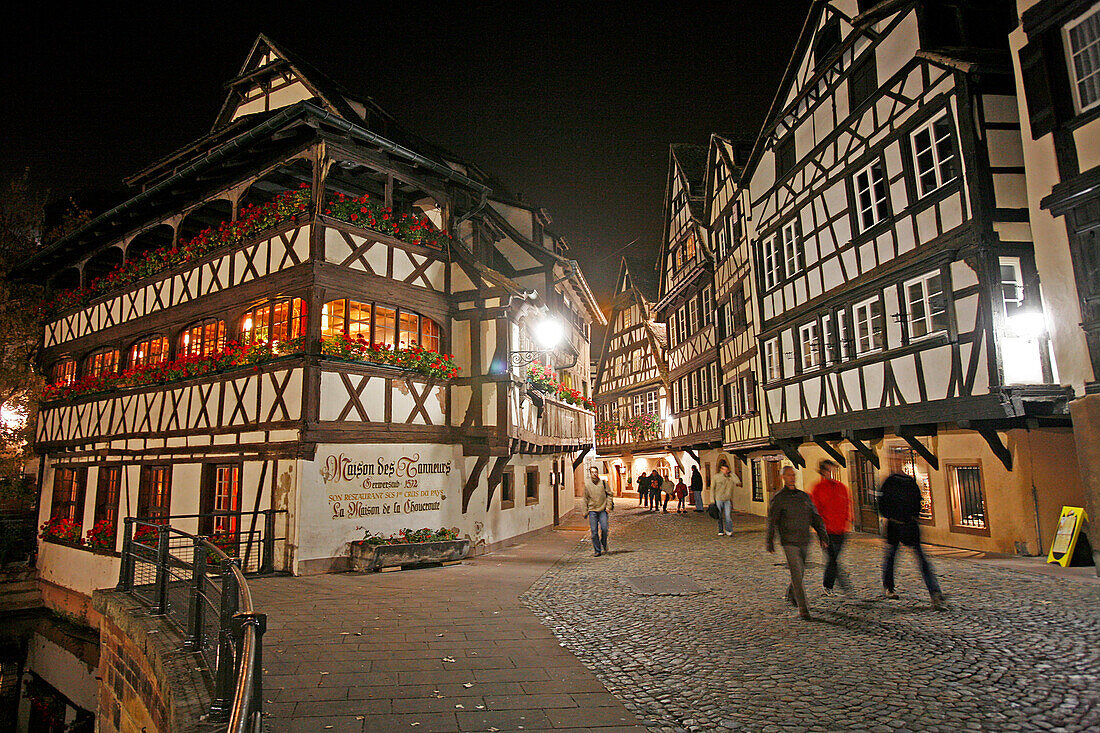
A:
[1046,506,1092,568]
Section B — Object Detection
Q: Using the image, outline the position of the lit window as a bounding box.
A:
[51,359,77,386]
[242,298,306,346]
[128,335,169,369]
[890,445,933,521]
[911,113,958,196]
[853,297,885,354]
[138,465,172,521]
[999,257,1025,315]
[86,348,120,378]
[421,318,441,352]
[950,464,987,530]
[854,161,889,231]
[50,468,87,530]
[399,312,420,348]
[181,319,226,357]
[1064,3,1100,113]
[905,272,949,340]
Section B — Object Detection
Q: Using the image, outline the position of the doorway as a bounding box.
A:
[849,452,879,533]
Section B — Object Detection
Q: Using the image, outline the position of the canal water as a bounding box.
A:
[0,611,97,732]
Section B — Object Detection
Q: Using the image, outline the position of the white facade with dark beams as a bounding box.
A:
[708,135,782,516]
[18,35,602,617]
[1011,0,1100,565]
[655,144,723,493]
[592,257,674,496]
[742,1,1085,552]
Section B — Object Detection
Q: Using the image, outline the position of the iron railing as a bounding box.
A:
[116,512,284,733]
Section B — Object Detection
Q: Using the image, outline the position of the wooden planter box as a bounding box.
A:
[349,539,470,572]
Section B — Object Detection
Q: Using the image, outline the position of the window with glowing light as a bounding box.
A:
[86,348,120,378]
[180,318,226,357]
[128,335,170,369]
[322,298,443,350]
[241,298,306,346]
[50,467,87,530]
[50,359,77,386]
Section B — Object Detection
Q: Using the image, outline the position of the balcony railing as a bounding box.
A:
[513,385,593,446]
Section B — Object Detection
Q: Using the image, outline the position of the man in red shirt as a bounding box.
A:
[810,459,852,595]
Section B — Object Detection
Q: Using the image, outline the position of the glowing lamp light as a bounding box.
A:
[533,317,565,350]
[1006,310,1046,339]
[243,316,254,332]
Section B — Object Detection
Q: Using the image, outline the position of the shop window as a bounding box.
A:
[888,445,933,522]
[181,318,227,357]
[50,467,87,529]
[93,467,122,547]
[86,348,120,378]
[51,358,77,386]
[525,467,539,505]
[949,464,988,532]
[242,298,306,346]
[138,465,172,521]
[128,335,170,369]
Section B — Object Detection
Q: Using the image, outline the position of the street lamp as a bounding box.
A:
[509,316,566,368]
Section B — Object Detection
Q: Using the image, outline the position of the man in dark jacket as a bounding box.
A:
[637,471,650,508]
[690,466,704,512]
[766,466,829,620]
[878,452,945,610]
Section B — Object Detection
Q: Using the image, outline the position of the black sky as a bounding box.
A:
[1,1,808,302]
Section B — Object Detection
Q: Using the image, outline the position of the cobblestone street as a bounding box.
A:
[523,503,1100,732]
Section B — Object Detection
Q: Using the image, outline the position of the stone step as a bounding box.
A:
[0,588,43,612]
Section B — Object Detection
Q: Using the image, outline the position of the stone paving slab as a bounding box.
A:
[251,523,647,732]
[523,503,1100,732]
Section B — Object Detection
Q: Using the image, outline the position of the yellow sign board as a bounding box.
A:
[1047,506,1089,567]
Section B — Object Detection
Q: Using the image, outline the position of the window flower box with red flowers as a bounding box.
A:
[595,419,620,442]
[50,186,313,315]
[40,339,301,404]
[39,516,82,546]
[84,519,118,553]
[321,334,460,380]
[525,363,594,411]
[323,192,459,250]
[348,527,469,572]
[623,412,662,441]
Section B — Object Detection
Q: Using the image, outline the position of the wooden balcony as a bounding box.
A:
[510,384,593,452]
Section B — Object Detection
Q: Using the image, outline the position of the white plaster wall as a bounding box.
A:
[36,541,118,598]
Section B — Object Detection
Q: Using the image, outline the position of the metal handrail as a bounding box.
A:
[117,517,269,732]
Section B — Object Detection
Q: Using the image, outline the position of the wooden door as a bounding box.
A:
[849,452,879,533]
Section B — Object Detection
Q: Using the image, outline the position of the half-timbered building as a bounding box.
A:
[707,135,783,516]
[592,257,673,495]
[741,0,1084,552]
[655,144,724,495]
[1011,0,1100,562]
[18,35,602,612]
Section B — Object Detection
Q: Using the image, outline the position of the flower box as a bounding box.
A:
[348,539,470,572]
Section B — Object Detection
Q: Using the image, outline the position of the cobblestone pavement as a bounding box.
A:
[523,504,1100,732]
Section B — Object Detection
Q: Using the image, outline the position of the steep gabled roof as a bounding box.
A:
[622,254,659,304]
[670,143,708,219]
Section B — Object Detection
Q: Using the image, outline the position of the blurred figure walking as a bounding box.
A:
[810,459,852,595]
[878,453,946,610]
[766,466,829,620]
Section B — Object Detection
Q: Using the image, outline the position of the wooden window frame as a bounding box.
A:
[910,111,959,198]
[904,271,949,342]
[781,220,805,279]
[848,50,878,112]
[1063,3,1100,114]
[51,358,77,387]
[138,465,173,522]
[50,467,88,529]
[525,466,539,506]
[799,321,821,372]
[92,466,122,548]
[763,235,781,290]
[946,461,991,536]
[500,467,516,509]
[180,318,227,357]
[853,159,890,232]
[853,296,885,354]
[764,338,782,382]
[85,348,120,379]
[128,334,170,370]
[242,297,307,346]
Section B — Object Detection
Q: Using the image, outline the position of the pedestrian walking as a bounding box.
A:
[660,474,674,512]
[690,466,704,512]
[766,466,829,620]
[584,466,614,556]
[711,462,740,535]
[878,453,946,609]
[810,459,852,595]
[637,470,650,508]
[674,477,688,513]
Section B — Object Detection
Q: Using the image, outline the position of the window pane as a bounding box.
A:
[421,318,441,352]
[399,312,419,348]
[375,306,396,347]
[322,299,346,338]
[348,301,371,340]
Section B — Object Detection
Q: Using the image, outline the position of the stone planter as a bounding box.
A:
[348,539,470,572]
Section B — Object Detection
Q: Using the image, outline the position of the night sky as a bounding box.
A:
[2,2,807,303]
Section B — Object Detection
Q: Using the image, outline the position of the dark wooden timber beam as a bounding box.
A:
[811,436,847,468]
[843,431,880,469]
[897,428,939,471]
[684,447,700,462]
[485,455,511,512]
[572,446,590,470]
[775,439,805,468]
[976,427,1013,471]
[462,455,489,514]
